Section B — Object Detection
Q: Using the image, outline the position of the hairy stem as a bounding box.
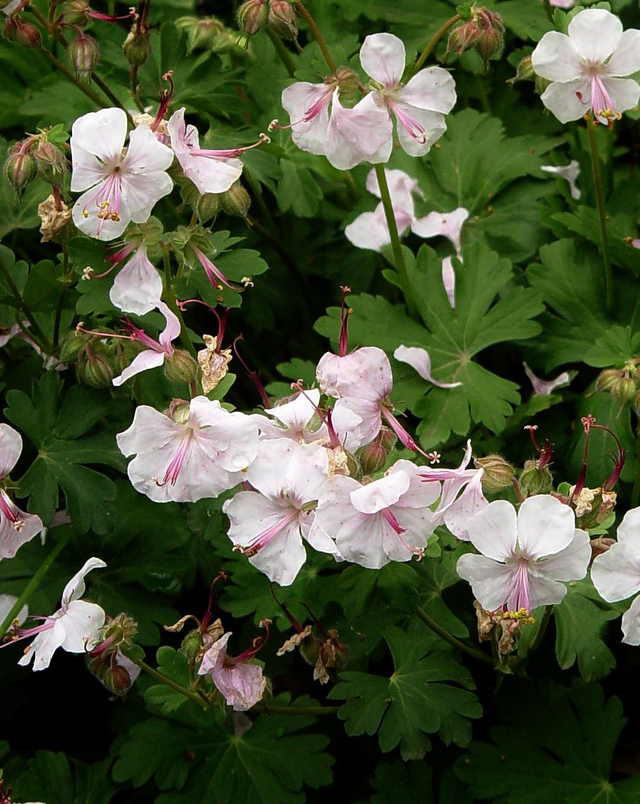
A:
[586,118,613,315]
[295,2,336,73]
[266,28,296,77]
[373,163,418,318]
[407,14,461,79]
[0,530,73,640]
[255,704,341,715]
[126,654,211,708]
[416,606,495,667]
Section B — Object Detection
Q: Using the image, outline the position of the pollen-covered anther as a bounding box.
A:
[81,267,93,280]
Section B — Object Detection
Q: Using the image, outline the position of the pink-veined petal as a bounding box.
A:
[72,181,131,241]
[599,76,640,117]
[359,32,406,89]
[0,492,43,559]
[539,78,591,124]
[156,300,181,350]
[567,9,622,64]
[70,142,108,193]
[326,91,393,171]
[281,82,332,156]
[0,423,22,478]
[516,494,575,560]
[393,104,447,157]
[18,620,66,671]
[109,245,162,315]
[112,349,166,386]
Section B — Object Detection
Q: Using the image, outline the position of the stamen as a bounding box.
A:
[501,560,531,613]
[193,247,245,292]
[381,508,424,559]
[387,100,428,143]
[236,510,300,557]
[0,492,22,530]
[154,431,192,487]
[189,132,271,160]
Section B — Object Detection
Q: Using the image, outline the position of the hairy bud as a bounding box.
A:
[508,55,535,84]
[474,454,515,493]
[33,140,67,186]
[123,26,151,67]
[4,17,42,47]
[181,628,204,663]
[176,15,224,52]
[4,148,37,193]
[77,348,116,388]
[359,442,387,476]
[164,349,198,384]
[63,0,91,26]
[237,0,267,35]
[268,0,298,40]
[220,182,251,218]
[611,376,636,409]
[58,330,86,364]
[519,459,553,497]
[68,32,99,79]
[595,368,621,393]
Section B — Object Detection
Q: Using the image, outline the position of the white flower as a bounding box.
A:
[224,439,338,586]
[167,107,244,194]
[540,160,581,200]
[523,362,571,396]
[531,9,640,125]
[109,244,163,315]
[457,496,591,613]
[309,460,440,569]
[394,345,462,389]
[112,301,181,386]
[117,397,259,503]
[280,82,392,170]
[591,508,640,645]
[18,558,106,671]
[360,32,456,157]
[254,388,327,444]
[70,108,174,241]
[411,207,469,308]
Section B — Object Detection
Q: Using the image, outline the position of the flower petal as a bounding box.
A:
[18,621,66,670]
[360,32,406,89]
[393,104,447,157]
[457,553,516,611]
[535,528,590,582]
[112,349,166,387]
[109,246,162,315]
[523,362,571,395]
[61,557,107,606]
[350,471,410,514]
[411,207,469,251]
[345,208,391,252]
[326,91,393,171]
[621,595,640,646]
[605,29,640,77]
[59,599,106,652]
[591,533,640,603]
[516,494,575,560]
[393,344,462,388]
[281,82,332,156]
[72,181,131,241]
[442,256,456,308]
[70,142,108,193]
[539,78,591,124]
[600,77,640,117]
[531,31,582,82]
[0,492,43,559]
[397,67,457,114]
[71,107,127,164]
[157,300,181,350]
[120,171,174,224]
[0,423,22,478]
[525,573,568,609]
[567,9,622,64]
[123,123,174,173]
[465,499,518,562]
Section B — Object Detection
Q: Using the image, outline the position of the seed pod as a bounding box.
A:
[11,20,42,48]
[595,368,621,393]
[220,182,251,218]
[63,0,90,26]
[164,349,198,384]
[267,0,298,41]
[519,459,553,497]
[359,442,387,476]
[181,628,204,663]
[58,330,86,364]
[77,349,116,388]
[237,0,267,35]
[509,55,535,83]
[611,376,636,409]
[474,454,515,493]
[123,27,151,67]
[68,32,99,79]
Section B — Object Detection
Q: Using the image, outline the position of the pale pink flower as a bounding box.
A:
[112,302,180,386]
[531,9,640,125]
[345,168,421,252]
[418,440,488,540]
[167,107,244,194]
[70,108,173,241]
[109,244,163,315]
[254,388,327,444]
[549,0,574,8]
[394,345,462,389]
[224,439,338,586]
[360,32,456,158]
[523,362,571,396]
[198,631,266,711]
[0,424,44,559]
[457,496,591,613]
[591,508,640,645]
[309,460,440,569]
[280,83,391,170]
[411,207,469,308]
[117,397,259,503]
[540,160,581,200]
[18,558,107,671]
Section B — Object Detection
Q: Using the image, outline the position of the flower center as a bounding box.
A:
[154,430,193,487]
[501,559,531,614]
[386,99,428,144]
[235,508,300,558]
[0,492,23,531]
[586,69,621,123]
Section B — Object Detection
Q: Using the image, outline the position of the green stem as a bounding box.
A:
[93,72,137,116]
[528,605,553,655]
[295,2,336,73]
[0,252,50,350]
[126,654,211,708]
[0,530,73,640]
[244,168,278,235]
[416,606,495,667]
[39,46,110,110]
[266,28,296,77]
[255,704,340,716]
[632,423,640,508]
[542,0,554,24]
[373,163,418,318]
[406,13,461,80]
[161,247,198,360]
[586,118,613,315]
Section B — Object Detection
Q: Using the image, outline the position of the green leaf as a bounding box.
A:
[584,325,640,368]
[456,682,640,802]
[9,753,118,804]
[554,578,618,682]
[277,159,325,218]
[328,626,481,760]
[145,647,194,714]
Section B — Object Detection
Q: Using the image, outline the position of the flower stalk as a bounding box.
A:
[586,117,614,315]
[416,606,495,667]
[407,13,462,80]
[295,2,336,72]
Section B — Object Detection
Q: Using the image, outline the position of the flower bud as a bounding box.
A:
[237,0,267,35]
[4,149,37,193]
[378,427,396,452]
[4,18,42,48]
[33,140,67,186]
[509,55,535,84]
[195,192,221,223]
[220,182,251,218]
[77,349,116,388]
[534,75,552,95]
[519,459,553,497]
[595,368,621,393]
[123,26,151,67]
[102,662,135,696]
[58,330,86,364]
[181,628,204,663]
[476,26,503,62]
[590,536,616,560]
[68,32,99,79]
[164,349,198,384]
[474,454,515,493]
[445,22,481,57]
[63,0,90,26]
[267,0,298,41]
[359,442,387,476]
[176,15,224,52]
[611,376,636,409]
[335,66,359,108]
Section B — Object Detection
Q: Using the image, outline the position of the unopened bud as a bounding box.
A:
[595,368,620,393]
[220,182,251,217]
[77,349,116,388]
[378,427,396,452]
[237,0,267,35]
[335,66,359,108]
[509,55,535,84]
[445,22,481,57]
[519,459,553,497]
[103,662,134,696]
[58,331,86,363]
[611,376,636,409]
[474,454,515,493]
[176,16,224,52]
[164,349,198,384]
[68,33,99,79]
[590,536,616,560]
[359,442,387,475]
[4,149,37,192]
[34,140,67,186]
[534,75,552,95]
[63,0,90,26]
[476,27,503,62]
[123,26,151,67]
[5,19,42,47]
[181,628,204,663]
[268,0,298,40]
